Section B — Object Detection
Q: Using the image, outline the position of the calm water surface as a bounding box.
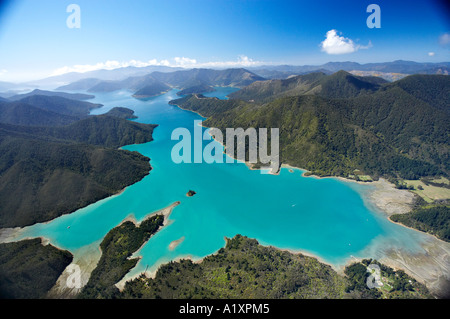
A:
[17,87,428,278]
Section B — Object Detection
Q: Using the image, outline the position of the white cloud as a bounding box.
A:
[321,29,372,55]
[428,52,435,57]
[439,33,450,46]
[50,56,264,77]
[50,59,171,76]
[199,55,262,68]
[168,55,262,68]
[173,57,198,67]
[0,69,7,76]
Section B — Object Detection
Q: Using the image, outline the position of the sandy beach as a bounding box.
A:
[272,164,450,297]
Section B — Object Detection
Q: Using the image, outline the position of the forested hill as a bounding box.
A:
[0,238,73,299]
[0,94,103,127]
[0,116,157,149]
[0,93,158,228]
[228,71,389,102]
[0,101,80,126]
[132,82,171,98]
[103,107,138,119]
[170,73,449,179]
[15,95,102,117]
[0,118,157,228]
[120,235,432,299]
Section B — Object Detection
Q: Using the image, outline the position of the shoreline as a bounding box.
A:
[114,201,181,291]
[167,96,450,296]
[47,201,182,298]
[0,184,133,245]
[2,90,447,298]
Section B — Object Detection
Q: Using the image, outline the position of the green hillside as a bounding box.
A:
[390,205,450,242]
[78,214,164,299]
[120,235,431,299]
[0,116,156,148]
[170,73,449,179]
[0,238,73,299]
[228,71,388,102]
[16,95,102,117]
[0,101,80,126]
[103,107,138,119]
[132,82,171,98]
[0,115,157,228]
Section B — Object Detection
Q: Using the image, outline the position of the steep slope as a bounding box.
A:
[229,71,387,102]
[0,133,153,228]
[0,115,158,228]
[0,239,73,299]
[132,81,171,98]
[15,95,102,117]
[170,74,449,179]
[228,72,327,102]
[0,116,157,148]
[317,70,387,98]
[0,101,80,126]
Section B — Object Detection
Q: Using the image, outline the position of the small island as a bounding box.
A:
[186,190,196,197]
[103,107,138,119]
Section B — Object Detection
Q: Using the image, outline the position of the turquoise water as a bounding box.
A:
[17,88,428,277]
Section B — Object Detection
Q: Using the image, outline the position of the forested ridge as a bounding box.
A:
[170,73,449,179]
[0,95,158,228]
[120,235,432,299]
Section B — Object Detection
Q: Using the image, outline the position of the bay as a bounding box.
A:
[16,87,427,281]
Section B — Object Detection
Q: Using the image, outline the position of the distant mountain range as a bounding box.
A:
[58,68,265,98]
[248,60,450,79]
[0,60,447,95]
[25,65,184,88]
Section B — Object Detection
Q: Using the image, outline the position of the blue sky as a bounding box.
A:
[0,0,449,82]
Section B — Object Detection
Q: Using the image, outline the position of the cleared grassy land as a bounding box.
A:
[403,178,450,203]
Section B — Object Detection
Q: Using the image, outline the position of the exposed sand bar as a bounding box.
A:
[345,177,450,297]
[276,166,450,297]
[169,236,185,251]
[0,227,23,244]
